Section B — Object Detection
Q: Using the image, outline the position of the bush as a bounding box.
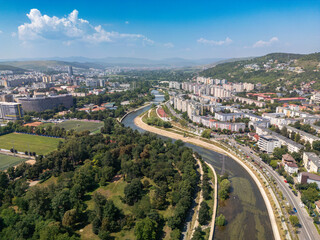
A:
[215,214,226,226]
[289,215,300,227]
[201,129,211,139]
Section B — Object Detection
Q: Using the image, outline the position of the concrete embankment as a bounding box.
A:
[119,103,152,123]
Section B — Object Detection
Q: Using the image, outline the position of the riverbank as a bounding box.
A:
[134,114,281,240]
[119,102,152,122]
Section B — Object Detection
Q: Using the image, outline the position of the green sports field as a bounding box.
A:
[0,154,26,170]
[0,133,62,155]
[56,120,103,133]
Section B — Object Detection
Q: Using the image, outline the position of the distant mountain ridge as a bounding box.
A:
[0,57,225,69]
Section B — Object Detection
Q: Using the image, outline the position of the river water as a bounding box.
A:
[122,90,273,240]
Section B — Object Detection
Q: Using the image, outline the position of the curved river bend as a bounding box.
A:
[122,91,274,240]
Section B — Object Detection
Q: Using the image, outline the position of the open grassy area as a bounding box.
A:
[0,133,61,155]
[0,154,26,170]
[56,120,104,133]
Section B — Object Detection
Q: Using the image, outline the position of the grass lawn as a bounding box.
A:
[0,154,26,170]
[0,133,62,155]
[56,120,104,133]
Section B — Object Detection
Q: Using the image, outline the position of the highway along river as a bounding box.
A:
[122,91,273,240]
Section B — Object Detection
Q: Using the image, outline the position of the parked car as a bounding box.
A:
[284,180,288,183]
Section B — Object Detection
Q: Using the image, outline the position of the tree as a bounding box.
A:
[273,147,287,160]
[260,153,271,164]
[312,140,320,151]
[23,115,32,123]
[191,226,204,240]
[215,214,226,226]
[301,188,320,204]
[201,129,211,139]
[270,160,278,169]
[124,178,143,205]
[134,217,158,240]
[62,209,79,229]
[219,179,231,200]
[198,202,210,225]
[170,229,181,240]
[289,215,300,227]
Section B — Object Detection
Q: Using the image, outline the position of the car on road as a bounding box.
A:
[293,207,297,213]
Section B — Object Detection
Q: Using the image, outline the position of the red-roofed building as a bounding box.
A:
[271,97,306,103]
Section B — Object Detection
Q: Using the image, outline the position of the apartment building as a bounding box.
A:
[214,112,244,122]
[256,126,304,153]
[169,81,181,90]
[233,96,266,108]
[210,121,245,132]
[303,152,320,173]
[258,135,281,154]
[284,125,320,145]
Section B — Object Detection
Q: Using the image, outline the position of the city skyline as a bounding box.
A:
[0,0,319,60]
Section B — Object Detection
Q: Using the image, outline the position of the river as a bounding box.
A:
[122,90,273,240]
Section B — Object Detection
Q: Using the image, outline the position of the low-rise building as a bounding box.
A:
[297,172,320,188]
[282,153,295,166]
[284,162,299,174]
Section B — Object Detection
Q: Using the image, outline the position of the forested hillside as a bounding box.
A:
[201,52,320,90]
[0,64,26,73]
[0,118,199,240]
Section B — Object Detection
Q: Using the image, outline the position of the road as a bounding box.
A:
[228,138,319,240]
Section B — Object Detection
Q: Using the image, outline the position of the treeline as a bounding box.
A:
[0,121,69,138]
[0,118,199,239]
[146,117,172,128]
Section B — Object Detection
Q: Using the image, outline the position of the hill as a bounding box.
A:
[201,52,320,90]
[0,57,225,69]
[0,60,105,72]
[0,64,27,73]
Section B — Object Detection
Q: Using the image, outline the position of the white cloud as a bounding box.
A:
[17,9,153,45]
[0,30,2,34]
[197,37,232,46]
[125,21,129,24]
[253,37,278,48]
[164,42,174,48]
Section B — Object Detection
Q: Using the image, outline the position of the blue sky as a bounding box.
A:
[0,0,319,59]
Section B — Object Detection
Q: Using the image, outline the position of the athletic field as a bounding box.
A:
[0,133,62,155]
[0,154,26,170]
[56,120,103,133]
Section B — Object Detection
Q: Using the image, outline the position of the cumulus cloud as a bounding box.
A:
[253,37,278,48]
[164,42,174,48]
[197,37,232,46]
[17,9,153,45]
